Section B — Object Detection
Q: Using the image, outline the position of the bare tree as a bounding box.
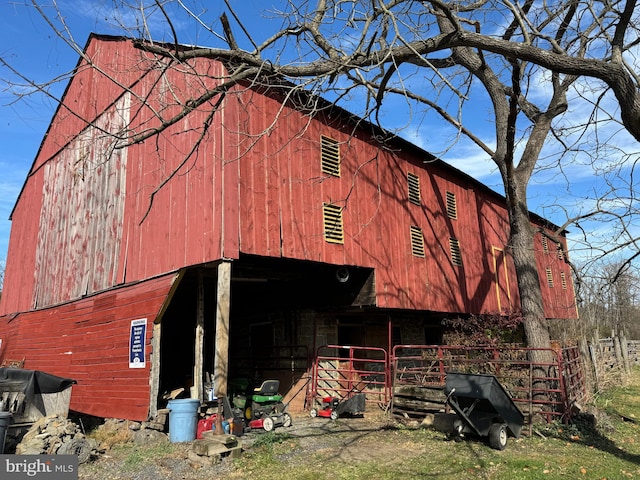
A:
[3,0,640,352]
[576,260,640,340]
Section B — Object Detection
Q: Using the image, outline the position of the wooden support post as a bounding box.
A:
[214,261,231,433]
[194,271,205,401]
[149,322,162,419]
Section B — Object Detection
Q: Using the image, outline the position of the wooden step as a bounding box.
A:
[191,437,242,457]
[200,431,238,446]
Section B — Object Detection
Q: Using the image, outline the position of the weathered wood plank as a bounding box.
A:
[393,385,445,402]
[392,396,445,411]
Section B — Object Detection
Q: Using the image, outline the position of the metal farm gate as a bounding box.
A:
[390,345,588,425]
[307,345,390,410]
[306,344,587,425]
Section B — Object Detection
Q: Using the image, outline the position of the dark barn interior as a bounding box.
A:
[158,255,378,402]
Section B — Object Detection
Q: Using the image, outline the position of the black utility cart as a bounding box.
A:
[444,372,524,450]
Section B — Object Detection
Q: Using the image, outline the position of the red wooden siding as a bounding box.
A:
[231,87,576,317]
[536,231,577,319]
[0,34,578,426]
[35,38,148,172]
[1,173,43,315]
[0,274,177,420]
[1,34,576,321]
[99,45,232,284]
[1,37,231,315]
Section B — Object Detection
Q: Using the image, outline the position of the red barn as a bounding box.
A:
[0,34,576,421]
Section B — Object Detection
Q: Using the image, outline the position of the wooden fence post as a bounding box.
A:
[613,330,624,373]
[621,332,631,374]
[579,338,594,397]
[590,336,600,391]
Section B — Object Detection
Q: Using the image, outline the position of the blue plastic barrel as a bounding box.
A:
[167,399,201,443]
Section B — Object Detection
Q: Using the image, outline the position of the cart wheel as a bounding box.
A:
[330,410,339,420]
[283,413,292,428]
[244,406,252,420]
[453,419,464,435]
[310,408,318,418]
[262,416,274,432]
[488,423,508,450]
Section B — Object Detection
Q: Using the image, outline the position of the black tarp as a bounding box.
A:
[0,368,76,417]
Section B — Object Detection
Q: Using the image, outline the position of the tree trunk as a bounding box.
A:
[506,172,553,364]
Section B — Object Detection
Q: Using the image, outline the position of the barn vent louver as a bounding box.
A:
[542,236,549,254]
[321,135,340,177]
[410,226,425,257]
[323,203,344,244]
[446,191,457,219]
[449,237,462,266]
[408,173,421,205]
[546,268,554,287]
[561,271,567,289]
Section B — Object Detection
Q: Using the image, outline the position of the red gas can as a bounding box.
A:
[196,415,217,439]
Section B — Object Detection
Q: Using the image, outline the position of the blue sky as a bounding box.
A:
[0,1,637,273]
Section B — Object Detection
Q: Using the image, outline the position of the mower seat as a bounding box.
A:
[254,380,279,395]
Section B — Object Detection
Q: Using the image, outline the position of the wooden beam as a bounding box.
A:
[214,261,231,433]
[194,271,205,400]
[214,261,231,398]
[149,322,162,419]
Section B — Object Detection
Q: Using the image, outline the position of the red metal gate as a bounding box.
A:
[306,343,587,424]
[391,344,585,423]
[308,345,390,409]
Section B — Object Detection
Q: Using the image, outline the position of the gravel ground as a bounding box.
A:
[77,412,399,480]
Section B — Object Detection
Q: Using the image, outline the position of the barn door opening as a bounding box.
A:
[155,267,221,405]
[157,272,198,399]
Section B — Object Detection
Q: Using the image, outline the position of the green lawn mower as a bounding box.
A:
[230,378,292,432]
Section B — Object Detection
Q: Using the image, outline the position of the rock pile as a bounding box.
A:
[98,417,168,447]
[12,413,170,463]
[15,414,98,463]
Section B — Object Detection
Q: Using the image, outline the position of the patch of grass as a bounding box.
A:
[85,421,134,450]
[228,431,300,476]
[251,431,293,448]
[114,442,176,470]
[228,373,640,480]
[597,371,640,422]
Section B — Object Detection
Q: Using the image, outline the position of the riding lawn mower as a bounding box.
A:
[230,378,292,432]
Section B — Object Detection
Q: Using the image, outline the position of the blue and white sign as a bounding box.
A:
[129,318,147,368]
